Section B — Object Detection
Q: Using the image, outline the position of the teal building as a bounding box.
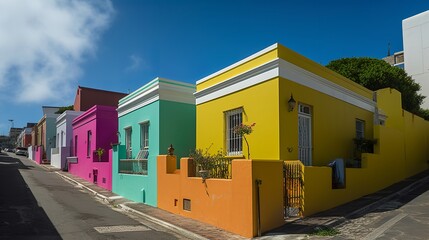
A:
[112,78,196,206]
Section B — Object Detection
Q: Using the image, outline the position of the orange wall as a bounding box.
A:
[158,156,284,237]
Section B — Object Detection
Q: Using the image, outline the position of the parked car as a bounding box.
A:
[15,147,28,157]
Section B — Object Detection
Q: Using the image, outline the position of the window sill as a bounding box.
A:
[224,155,245,159]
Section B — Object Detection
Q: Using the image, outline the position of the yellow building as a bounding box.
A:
[196,43,378,166]
[157,43,429,237]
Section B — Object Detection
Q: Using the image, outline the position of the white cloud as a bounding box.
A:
[0,0,114,103]
[126,54,144,72]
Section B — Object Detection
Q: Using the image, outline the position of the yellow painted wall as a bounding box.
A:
[304,88,429,216]
[197,43,374,165]
[196,78,280,159]
[278,78,373,166]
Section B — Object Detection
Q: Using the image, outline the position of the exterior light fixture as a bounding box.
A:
[288,94,296,112]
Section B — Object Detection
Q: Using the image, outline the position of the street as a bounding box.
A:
[0,152,189,240]
[332,176,429,240]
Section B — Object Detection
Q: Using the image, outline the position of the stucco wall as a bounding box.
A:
[113,99,195,207]
[68,105,116,191]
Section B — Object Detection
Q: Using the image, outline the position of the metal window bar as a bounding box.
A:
[226,109,242,156]
[119,149,148,175]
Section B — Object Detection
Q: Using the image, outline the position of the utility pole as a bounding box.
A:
[8,119,14,128]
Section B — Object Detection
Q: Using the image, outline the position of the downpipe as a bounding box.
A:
[256,179,262,237]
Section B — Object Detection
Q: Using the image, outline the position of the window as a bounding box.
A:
[87,131,92,157]
[356,119,365,139]
[140,122,149,150]
[61,131,65,147]
[74,135,78,156]
[225,108,243,156]
[137,122,149,159]
[125,127,132,159]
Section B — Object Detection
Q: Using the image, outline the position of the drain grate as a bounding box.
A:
[94,225,150,233]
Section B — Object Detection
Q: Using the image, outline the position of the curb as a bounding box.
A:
[54,171,109,202]
[118,203,209,240]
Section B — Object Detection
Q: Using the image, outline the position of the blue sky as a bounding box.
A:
[0,0,428,135]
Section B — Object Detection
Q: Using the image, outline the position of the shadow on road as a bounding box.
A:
[0,153,61,239]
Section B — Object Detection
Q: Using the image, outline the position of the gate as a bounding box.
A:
[283,160,304,218]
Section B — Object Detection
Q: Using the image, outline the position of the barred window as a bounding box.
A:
[225,108,243,156]
[356,119,365,139]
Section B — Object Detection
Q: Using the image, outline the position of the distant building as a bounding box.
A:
[403,10,429,108]
[16,123,36,147]
[383,51,404,69]
[9,127,23,146]
[73,86,127,112]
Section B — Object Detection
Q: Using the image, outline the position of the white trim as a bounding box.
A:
[195,58,376,112]
[196,43,279,84]
[117,77,195,117]
[278,60,376,112]
[195,59,279,105]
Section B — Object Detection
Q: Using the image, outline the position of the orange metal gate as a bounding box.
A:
[283,160,304,218]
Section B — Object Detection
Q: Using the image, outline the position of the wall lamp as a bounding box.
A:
[288,94,296,112]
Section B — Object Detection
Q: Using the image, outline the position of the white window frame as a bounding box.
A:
[356,119,365,139]
[125,127,132,159]
[225,108,243,156]
[140,122,149,150]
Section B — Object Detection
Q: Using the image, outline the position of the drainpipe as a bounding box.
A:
[255,179,262,237]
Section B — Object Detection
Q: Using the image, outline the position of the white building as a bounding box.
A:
[403,10,429,108]
[50,110,83,169]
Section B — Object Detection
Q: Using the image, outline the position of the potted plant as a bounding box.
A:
[95,147,104,161]
[233,122,256,159]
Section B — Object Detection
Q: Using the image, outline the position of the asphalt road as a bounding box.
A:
[0,152,188,240]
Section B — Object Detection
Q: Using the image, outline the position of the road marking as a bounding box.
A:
[362,213,407,240]
[94,225,150,233]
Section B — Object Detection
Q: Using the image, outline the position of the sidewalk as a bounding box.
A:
[261,169,429,239]
[39,161,429,240]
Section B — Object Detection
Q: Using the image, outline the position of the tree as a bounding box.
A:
[55,105,74,114]
[326,57,425,115]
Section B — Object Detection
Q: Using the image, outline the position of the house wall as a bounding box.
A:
[68,105,116,191]
[45,116,58,161]
[159,100,196,167]
[51,111,82,169]
[196,43,375,166]
[278,78,374,166]
[34,146,43,164]
[157,156,284,238]
[196,79,280,159]
[74,86,127,112]
[23,134,31,147]
[304,88,429,216]
[113,101,160,206]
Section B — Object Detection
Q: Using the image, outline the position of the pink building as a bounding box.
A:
[67,105,118,191]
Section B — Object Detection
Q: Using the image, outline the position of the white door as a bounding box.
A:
[298,104,312,166]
